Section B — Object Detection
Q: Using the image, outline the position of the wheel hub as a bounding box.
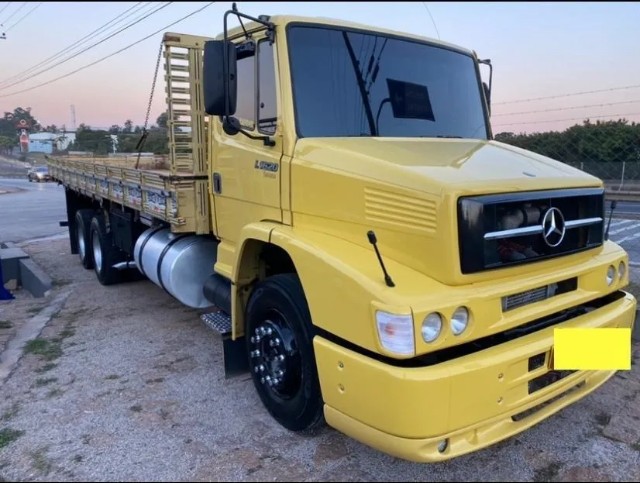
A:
[249,318,300,398]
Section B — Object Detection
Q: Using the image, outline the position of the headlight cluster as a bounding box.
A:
[421,306,471,343]
[606,261,626,286]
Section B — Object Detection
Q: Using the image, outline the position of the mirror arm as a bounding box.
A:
[223,117,275,146]
[238,129,275,147]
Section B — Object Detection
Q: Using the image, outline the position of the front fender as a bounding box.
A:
[269,226,430,354]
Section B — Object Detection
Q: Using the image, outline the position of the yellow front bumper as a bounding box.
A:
[314,291,636,462]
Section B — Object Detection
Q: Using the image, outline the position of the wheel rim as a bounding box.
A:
[77,223,86,260]
[249,312,302,400]
[92,232,102,274]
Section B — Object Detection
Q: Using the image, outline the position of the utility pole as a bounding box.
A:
[70,105,77,132]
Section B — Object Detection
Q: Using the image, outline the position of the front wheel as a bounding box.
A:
[245,274,324,432]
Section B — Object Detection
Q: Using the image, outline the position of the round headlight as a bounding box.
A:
[422,313,442,342]
[618,261,626,281]
[606,265,616,286]
[451,306,470,335]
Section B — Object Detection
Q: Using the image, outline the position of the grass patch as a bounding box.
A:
[0,320,12,329]
[46,388,64,399]
[0,428,25,449]
[1,403,20,422]
[533,462,563,482]
[130,404,143,413]
[104,374,120,380]
[26,306,43,315]
[595,411,612,426]
[30,448,52,476]
[72,455,83,463]
[23,339,62,361]
[632,441,640,452]
[58,327,75,339]
[23,323,77,363]
[35,363,57,374]
[34,377,58,387]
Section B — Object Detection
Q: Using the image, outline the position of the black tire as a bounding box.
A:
[89,215,123,286]
[245,274,324,432]
[75,209,95,269]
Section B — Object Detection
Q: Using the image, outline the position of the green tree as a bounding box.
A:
[156,111,168,129]
[0,135,15,154]
[71,127,113,155]
[0,107,42,140]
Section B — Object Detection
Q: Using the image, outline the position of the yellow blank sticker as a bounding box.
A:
[553,328,631,370]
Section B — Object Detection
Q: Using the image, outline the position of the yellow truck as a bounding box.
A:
[48,6,636,462]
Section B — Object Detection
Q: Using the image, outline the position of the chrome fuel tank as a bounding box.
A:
[134,227,218,308]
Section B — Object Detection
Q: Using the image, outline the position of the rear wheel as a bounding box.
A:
[75,209,95,269]
[246,274,324,432]
[90,215,123,286]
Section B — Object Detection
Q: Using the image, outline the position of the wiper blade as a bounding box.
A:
[416,135,463,139]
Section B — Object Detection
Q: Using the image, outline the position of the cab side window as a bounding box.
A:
[258,41,277,134]
[235,50,256,130]
[233,39,277,134]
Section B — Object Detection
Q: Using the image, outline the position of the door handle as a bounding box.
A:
[213,172,222,194]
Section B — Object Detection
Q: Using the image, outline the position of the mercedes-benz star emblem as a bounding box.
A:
[541,207,566,247]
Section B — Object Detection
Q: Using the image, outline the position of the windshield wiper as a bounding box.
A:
[428,135,464,139]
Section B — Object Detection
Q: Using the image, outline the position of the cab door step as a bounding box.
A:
[200,310,248,378]
[201,311,232,335]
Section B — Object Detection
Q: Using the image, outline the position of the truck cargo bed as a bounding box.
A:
[48,155,210,234]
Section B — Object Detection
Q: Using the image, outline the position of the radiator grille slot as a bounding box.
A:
[502,277,577,312]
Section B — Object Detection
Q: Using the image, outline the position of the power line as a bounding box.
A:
[0,2,216,99]
[0,2,172,91]
[495,84,640,105]
[421,2,440,40]
[0,1,25,26]
[493,112,640,128]
[0,2,11,17]
[4,1,41,33]
[494,99,640,117]
[0,2,147,86]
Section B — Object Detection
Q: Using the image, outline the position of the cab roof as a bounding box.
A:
[216,14,474,56]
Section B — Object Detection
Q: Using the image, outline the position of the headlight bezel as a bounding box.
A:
[606,265,616,286]
[421,312,443,343]
[450,306,470,336]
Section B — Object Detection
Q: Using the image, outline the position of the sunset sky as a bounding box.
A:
[0,1,638,134]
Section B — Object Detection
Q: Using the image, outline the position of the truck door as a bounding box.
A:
[211,36,282,247]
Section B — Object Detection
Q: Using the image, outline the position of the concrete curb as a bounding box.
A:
[0,290,71,382]
[1,244,52,298]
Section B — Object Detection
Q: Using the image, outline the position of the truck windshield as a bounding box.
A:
[287,25,488,140]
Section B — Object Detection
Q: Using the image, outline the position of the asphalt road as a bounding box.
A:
[0,178,67,244]
[612,201,640,216]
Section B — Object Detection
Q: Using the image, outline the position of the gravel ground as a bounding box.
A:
[0,238,639,482]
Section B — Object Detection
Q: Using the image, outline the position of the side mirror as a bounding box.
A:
[203,40,237,116]
[483,81,491,115]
